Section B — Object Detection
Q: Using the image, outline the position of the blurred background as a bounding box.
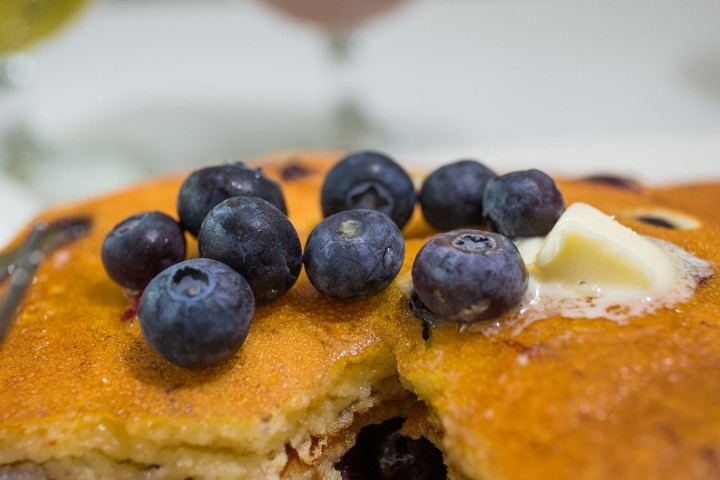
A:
[1,0,719,246]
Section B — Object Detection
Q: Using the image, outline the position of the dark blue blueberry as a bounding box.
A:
[321,151,416,229]
[101,211,186,291]
[280,162,315,181]
[582,174,642,193]
[412,229,528,323]
[483,169,565,237]
[419,159,496,231]
[138,258,254,368]
[198,196,302,303]
[377,429,446,480]
[177,162,287,237]
[304,209,405,300]
[334,417,447,480]
[635,215,677,229]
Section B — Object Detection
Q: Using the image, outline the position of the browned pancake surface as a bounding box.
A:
[399,179,720,480]
[1,152,718,480]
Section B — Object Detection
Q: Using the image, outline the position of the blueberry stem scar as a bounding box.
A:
[338,220,360,239]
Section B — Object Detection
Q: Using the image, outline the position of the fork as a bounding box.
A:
[0,216,91,343]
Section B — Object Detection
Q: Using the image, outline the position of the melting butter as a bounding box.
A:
[478,203,715,334]
[532,202,675,299]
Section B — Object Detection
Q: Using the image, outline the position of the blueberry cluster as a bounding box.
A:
[101,155,408,368]
[418,160,564,236]
[177,162,287,237]
[102,163,298,368]
[101,151,567,366]
[310,152,409,299]
[414,159,565,324]
[317,152,564,324]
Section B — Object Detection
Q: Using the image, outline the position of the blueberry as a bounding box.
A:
[412,229,528,323]
[321,151,416,229]
[377,430,446,480]
[101,211,186,291]
[198,196,302,303]
[177,162,287,237]
[304,209,404,300]
[334,417,447,480]
[635,215,677,229]
[582,174,641,193]
[483,169,565,237]
[138,258,254,368]
[419,159,496,231]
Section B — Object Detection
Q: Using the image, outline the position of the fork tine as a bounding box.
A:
[0,222,49,343]
[0,217,92,344]
[0,217,91,283]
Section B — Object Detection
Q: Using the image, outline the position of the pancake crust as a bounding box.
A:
[399,180,720,480]
[1,152,719,479]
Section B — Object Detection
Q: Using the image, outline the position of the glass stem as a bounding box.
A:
[326,29,380,149]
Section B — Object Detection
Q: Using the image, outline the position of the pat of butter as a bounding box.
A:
[524,202,675,297]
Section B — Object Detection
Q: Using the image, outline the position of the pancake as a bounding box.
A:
[0,152,718,479]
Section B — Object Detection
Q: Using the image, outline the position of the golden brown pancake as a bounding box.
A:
[0,152,718,479]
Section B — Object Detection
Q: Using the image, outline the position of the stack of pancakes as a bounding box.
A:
[1,153,718,479]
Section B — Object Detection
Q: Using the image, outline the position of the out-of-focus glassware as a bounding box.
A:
[259,0,409,149]
[0,0,91,87]
[1,0,92,190]
[259,0,407,32]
